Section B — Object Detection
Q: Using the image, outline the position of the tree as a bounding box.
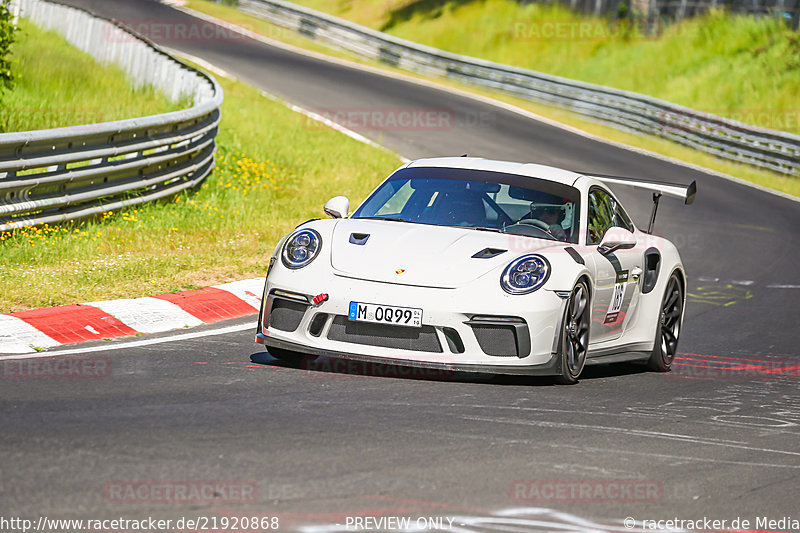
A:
[0,0,17,96]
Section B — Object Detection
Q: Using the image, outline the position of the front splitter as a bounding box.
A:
[256,333,561,376]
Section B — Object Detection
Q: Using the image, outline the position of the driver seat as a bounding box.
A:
[441,192,487,226]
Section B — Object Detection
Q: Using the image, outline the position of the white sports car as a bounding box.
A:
[255,157,696,384]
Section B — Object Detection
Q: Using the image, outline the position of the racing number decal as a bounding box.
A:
[604,270,629,324]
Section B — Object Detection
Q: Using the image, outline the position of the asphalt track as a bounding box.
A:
[1,1,799,531]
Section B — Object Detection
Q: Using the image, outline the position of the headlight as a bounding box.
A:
[281,229,321,269]
[501,254,550,294]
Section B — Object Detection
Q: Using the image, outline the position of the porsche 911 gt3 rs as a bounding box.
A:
[255,157,696,384]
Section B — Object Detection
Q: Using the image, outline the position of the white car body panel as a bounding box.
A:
[330,220,563,288]
[255,157,690,378]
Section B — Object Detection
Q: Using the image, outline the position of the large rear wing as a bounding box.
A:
[584,174,697,205]
[581,173,697,233]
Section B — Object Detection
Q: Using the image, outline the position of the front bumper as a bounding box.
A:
[254,265,568,376]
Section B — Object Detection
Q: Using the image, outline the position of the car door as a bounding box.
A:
[585,187,643,344]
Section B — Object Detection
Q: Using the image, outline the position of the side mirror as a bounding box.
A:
[324,196,349,219]
[598,226,637,255]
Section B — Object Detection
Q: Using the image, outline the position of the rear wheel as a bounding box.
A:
[554,280,590,385]
[267,347,316,367]
[647,273,683,372]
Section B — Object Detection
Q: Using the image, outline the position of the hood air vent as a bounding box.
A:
[472,247,506,259]
[349,233,370,245]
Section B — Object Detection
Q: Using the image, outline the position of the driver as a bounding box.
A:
[531,205,567,241]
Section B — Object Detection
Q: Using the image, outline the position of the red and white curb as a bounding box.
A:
[0,278,264,354]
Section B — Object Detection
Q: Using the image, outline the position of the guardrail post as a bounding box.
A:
[10,0,21,26]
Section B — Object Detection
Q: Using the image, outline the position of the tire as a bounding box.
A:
[554,280,591,385]
[267,347,317,367]
[647,272,684,372]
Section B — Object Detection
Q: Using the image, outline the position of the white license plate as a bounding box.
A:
[348,302,423,328]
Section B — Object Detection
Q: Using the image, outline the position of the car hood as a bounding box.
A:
[329,219,558,289]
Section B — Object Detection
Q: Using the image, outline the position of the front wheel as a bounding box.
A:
[647,273,684,372]
[554,280,591,385]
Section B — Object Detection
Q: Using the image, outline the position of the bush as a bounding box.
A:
[0,1,17,95]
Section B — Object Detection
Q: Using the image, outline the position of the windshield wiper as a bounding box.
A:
[355,216,407,222]
[439,225,505,233]
[464,226,504,233]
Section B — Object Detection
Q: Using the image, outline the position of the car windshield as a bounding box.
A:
[351,166,581,243]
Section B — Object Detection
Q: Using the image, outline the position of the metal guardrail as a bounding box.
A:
[239,0,800,177]
[545,0,799,30]
[0,0,223,232]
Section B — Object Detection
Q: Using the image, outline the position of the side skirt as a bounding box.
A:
[585,342,653,365]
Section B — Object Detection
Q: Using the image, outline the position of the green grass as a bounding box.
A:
[280,0,800,134]
[2,5,797,311]
[0,24,401,312]
[183,0,800,197]
[0,21,188,132]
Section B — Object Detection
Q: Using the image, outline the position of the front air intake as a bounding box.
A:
[466,316,530,358]
[471,324,519,357]
[308,313,329,337]
[268,298,309,332]
[327,316,442,352]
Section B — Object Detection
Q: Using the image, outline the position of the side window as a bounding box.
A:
[587,188,633,244]
[587,189,612,244]
[587,188,634,244]
[613,199,634,232]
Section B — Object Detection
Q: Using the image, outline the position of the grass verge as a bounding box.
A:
[0,24,401,312]
[275,0,800,134]
[183,0,800,198]
[0,21,186,132]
